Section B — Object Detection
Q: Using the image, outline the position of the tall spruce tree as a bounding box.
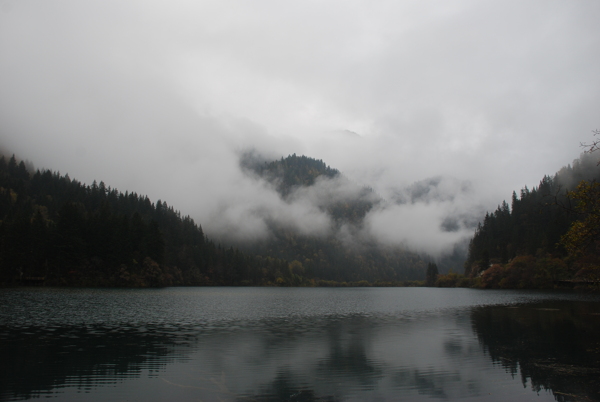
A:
[426,262,438,286]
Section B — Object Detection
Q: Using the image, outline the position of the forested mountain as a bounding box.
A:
[242,152,379,224]
[465,152,600,288]
[242,153,341,196]
[16,146,590,289]
[0,152,429,287]
[240,153,429,282]
[0,154,291,287]
[9,146,596,289]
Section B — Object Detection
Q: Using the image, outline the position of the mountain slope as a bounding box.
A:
[240,153,429,282]
[0,154,290,286]
[465,152,600,288]
[0,151,427,286]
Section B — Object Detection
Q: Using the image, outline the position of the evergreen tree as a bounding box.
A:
[425,262,438,286]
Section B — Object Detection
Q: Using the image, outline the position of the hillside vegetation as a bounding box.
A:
[4,146,597,289]
[241,153,429,282]
[464,151,600,289]
[0,155,292,286]
[0,153,426,286]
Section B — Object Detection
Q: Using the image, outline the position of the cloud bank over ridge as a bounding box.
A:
[1,0,599,256]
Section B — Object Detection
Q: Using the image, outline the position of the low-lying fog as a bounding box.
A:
[1,0,599,258]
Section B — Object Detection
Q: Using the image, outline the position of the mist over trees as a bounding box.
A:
[239,153,446,282]
[465,151,600,288]
[0,151,437,286]
[3,141,599,289]
[0,154,294,287]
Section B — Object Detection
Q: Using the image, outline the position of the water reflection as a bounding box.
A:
[1,288,599,401]
[471,301,600,402]
[0,324,196,400]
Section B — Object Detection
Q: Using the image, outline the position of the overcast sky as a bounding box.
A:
[1,0,599,255]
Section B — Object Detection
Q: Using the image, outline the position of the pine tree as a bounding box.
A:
[426,262,438,286]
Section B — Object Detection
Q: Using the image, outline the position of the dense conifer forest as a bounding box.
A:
[0,153,426,287]
[3,146,599,289]
[464,152,600,289]
[241,153,429,282]
[0,154,293,286]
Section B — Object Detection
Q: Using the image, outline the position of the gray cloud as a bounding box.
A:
[1,0,599,257]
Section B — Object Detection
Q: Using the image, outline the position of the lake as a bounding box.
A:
[1,287,599,401]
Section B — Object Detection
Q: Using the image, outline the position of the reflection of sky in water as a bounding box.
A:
[1,288,599,401]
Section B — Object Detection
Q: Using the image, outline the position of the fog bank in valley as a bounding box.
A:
[1,0,599,258]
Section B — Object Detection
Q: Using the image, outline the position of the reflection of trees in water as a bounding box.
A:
[234,315,382,401]
[1,313,489,401]
[393,368,464,399]
[316,316,383,388]
[0,324,195,400]
[234,314,483,401]
[9,304,597,402]
[470,301,600,401]
[0,316,379,402]
[236,369,340,402]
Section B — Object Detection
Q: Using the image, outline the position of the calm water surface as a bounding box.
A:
[1,287,599,401]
